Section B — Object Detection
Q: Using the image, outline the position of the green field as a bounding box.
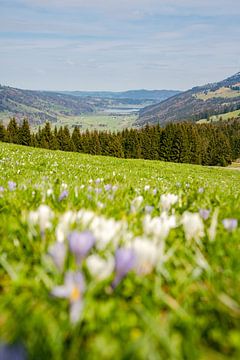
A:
[197,109,240,123]
[50,113,137,132]
[0,142,240,359]
[196,87,240,101]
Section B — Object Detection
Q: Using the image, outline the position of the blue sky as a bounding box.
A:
[0,0,240,91]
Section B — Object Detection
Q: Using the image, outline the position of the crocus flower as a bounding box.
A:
[28,205,54,236]
[160,193,178,212]
[59,190,68,201]
[145,205,154,214]
[143,213,176,242]
[86,254,115,281]
[68,231,95,263]
[181,212,204,243]
[199,209,210,220]
[8,181,16,191]
[198,187,204,194]
[0,343,26,360]
[112,248,135,288]
[52,271,85,324]
[222,218,238,232]
[131,196,143,213]
[104,184,112,192]
[48,242,66,271]
[131,237,158,275]
[0,186,4,192]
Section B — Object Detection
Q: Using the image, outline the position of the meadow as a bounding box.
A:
[0,142,240,359]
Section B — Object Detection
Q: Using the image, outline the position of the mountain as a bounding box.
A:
[137,72,240,126]
[0,85,180,126]
[0,85,102,124]
[59,89,181,101]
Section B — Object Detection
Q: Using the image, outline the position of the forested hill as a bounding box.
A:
[137,72,240,126]
[0,85,101,124]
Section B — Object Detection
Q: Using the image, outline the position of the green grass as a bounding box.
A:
[0,142,240,359]
[196,87,240,101]
[50,113,137,132]
[197,109,240,123]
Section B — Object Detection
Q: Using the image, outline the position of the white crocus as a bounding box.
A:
[55,211,76,243]
[77,209,95,227]
[143,213,176,242]
[29,204,54,234]
[131,196,143,213]
[181,211,204,243]
[86,254,115,281]
[131,237,159,275]
[160,193,178,212]
[90,216,125,250]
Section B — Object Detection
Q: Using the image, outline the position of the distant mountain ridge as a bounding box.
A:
[60,89,181,101]
[137,72,240,126]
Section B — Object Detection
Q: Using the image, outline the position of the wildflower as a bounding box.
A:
[59,189,68,201]
[47,188,53,197]
[145,205,154,214]
[131,196,143,213]
[160,193,178,212]
[222,218,238,232]
[90,216,125,250]
[86,254,115,281]
[199,209,210,220]
[104,184,112,192]
[144,185,150,191]
[0,186,4,192]
[52,271,85,324]
[0,343,26,360]
[143,213,176,242]
[68,231,95,263]
[55,211,76,243]
[112,248,135,288]
[48,242,66,271]
[182,212,204,243]
[198,187,204,194]
[8,181,16,191]
[28,205,54,235]
[131,237,158,275]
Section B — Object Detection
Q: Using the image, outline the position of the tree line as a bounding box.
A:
[0,117,240,167]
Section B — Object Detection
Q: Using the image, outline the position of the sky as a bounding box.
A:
[0,0,240,91]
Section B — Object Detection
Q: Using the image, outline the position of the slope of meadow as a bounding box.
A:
[0,142,240,359]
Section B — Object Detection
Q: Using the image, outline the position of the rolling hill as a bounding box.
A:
[137,72,240,126]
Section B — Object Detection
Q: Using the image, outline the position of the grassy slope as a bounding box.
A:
[0,142,240,359]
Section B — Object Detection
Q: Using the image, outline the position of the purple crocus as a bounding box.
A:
[145,205,154,214]
[52,271,85,324]
[59,190,68,201]
[112,248,136,288]
[104,184,112,192]
[68,231,95,263]
[48,242,66,271]
[199,209,210,220]
[0,186,4,192]
[222,218,238,232]
[0,343,26,360]
[8,181,16,191]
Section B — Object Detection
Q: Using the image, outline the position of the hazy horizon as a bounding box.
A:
[0,0,240,91]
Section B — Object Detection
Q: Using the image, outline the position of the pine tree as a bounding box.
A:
[19,118,31,146]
